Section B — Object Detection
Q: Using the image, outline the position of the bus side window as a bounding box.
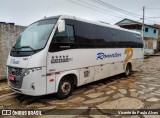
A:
[53,25,75,43]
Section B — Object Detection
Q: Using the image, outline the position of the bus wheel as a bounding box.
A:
[124,64,131,77]
[56,77,74,99]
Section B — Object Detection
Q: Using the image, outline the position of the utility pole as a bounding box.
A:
[142,6,145,41]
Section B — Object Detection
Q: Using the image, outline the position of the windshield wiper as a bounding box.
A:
[14,46,36,52]
[12,46,19,53]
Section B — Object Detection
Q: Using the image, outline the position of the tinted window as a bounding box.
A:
[74,20,143,48]
[49,19,143,51]
[110,29,118,41]
[53,25,75,43]
[74,21,96,48]
[95,26,108,48]
[49,24,77,52]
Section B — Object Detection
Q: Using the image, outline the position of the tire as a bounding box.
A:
[56,77,74,99]
[124,64,131,77]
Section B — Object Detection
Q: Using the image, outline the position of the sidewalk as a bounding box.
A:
[145,52,160,56]
[144,52,160,59]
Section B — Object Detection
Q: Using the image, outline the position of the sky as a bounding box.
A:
[1,0,160,26]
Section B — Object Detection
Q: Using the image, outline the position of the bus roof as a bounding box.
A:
[39,15,141,35]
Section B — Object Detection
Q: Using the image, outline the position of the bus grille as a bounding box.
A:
[8,67,22,76]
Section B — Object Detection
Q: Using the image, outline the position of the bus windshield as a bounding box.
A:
[14,19,58,51]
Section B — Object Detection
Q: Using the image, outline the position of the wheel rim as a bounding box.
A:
[61,81,71,95]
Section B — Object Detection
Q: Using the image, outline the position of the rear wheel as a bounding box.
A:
[124,64,131,77]
[56,77,74,99]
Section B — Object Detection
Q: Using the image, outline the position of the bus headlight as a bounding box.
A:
[25,67,42,76]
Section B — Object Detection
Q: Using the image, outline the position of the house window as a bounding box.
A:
[145,28,148,32]
[154,29,156,33]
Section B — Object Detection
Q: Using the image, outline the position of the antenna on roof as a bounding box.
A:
[44,0,52,18]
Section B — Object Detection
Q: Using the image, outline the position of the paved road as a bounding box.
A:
[0,56,160,118]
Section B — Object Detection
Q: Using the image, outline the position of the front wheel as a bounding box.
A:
[56,77,74,99]
[124,64,131,77]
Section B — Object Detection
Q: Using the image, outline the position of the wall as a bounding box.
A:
[143,37,158,55]
[144,26,159,39]
[152,24,160,52]
[0,23,26,79]
[117,19,159,39]
[128,27,158,39]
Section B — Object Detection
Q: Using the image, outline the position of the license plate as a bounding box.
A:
[9,75,15,81]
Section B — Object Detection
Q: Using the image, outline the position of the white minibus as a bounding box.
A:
[6,15,143,99]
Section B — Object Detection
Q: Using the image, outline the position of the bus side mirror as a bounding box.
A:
[58,20,65,32]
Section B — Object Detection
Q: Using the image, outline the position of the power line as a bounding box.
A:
[89,0,143,18]
[146,19,160,24]
[78,0,151,23]
[68,0,143,22]
[89,0,160,24]
[68,0,160,24]
[68,0,124,19]
[134,8,143,13]
[78,0,128,18]
[146,7,160,10]
[145,16,160,19]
